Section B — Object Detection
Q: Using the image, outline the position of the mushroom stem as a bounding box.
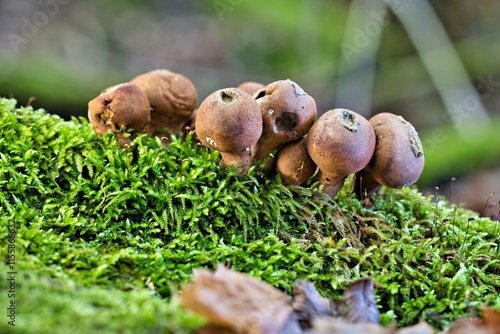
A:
[318,172,346,198]
[254,153,277,174]
[219,150,253,174]
[275,137,317,186]
[114,132,133,147]
[354,169,382,199]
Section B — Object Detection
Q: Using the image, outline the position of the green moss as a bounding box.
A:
[0,262,203,334]
[0,97,499,332]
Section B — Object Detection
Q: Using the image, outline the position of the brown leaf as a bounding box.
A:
[180,265,296,334]
[336,278,380,324]
[306,316,393,334]
[396,321,435,334]
[196,324,238,334]
[445,318,487,334]
[292,280,334,329]
[483,307,500,330]
[446,307,500,334]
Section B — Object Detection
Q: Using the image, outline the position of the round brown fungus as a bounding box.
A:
[88,82,151,147]
[306,108,376,197]
[251,79,317,172]
[275,137,317,186]
[355,112,425,197]
[237,81,265,96]
[195,88,263,174]
[131,69,197,139]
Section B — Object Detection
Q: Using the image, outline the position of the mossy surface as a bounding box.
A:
[0,98,499,333]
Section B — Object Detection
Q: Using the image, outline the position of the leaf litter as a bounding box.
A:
[180,265,500,334]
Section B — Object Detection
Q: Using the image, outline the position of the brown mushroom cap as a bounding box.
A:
[130,69,197,136]
[306,108,376,197]
[365,112,425,189]
[275,137,317,186]
[237,81,265,96]
[251,79,317,168]
[88,82,150,147]
[195,88,263,174]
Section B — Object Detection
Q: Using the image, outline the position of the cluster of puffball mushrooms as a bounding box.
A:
[88,69,425,198]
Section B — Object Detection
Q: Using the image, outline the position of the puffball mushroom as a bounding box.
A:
[275,137,316,186]
[355,112,425,196]
[307,108,376,197]
[88,83,151,147]
[195,88,263,174]
[251,79,317,171]
[130,69,197,138]
[237,81,265,96]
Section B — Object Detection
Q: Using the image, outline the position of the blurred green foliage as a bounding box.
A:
[419,119,500,187]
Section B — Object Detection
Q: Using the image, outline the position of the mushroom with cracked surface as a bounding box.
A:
[195,88,263,174]
[275,137,317,186]
[306,108,376,197]
[355,112,424,197]
[251,79,317,171]
[88,82,151,147]
[130,69,197,139]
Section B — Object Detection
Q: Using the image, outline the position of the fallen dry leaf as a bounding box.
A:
[445,318,487,334]
[307,317,435,334]
[305,315,392,334]
[336,278,380,324]
[179,265,499,334]
[482,307,500,331]
[292,280,334,329]
[180,264,296,334]
[396,321,435,334]
[445,307,500,334]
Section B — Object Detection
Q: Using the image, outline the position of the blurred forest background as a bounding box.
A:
[0,0,499,217]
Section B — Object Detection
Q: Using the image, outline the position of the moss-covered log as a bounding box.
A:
[0,98,498,333]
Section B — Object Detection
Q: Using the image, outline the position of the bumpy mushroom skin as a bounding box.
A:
[307,108,376,197]
[237,81,265,96]
[195,88,263,174]
[275,137,317,186]
[131,69,197,137]
[251,79,317,170]
[88,83,151,147]
[356,112,424,196]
